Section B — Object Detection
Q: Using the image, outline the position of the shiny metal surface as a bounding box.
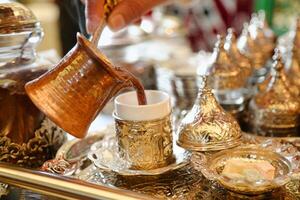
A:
[0,1,42,61]
[238,23,266,70]
[225,28,252,81]
[88,136,189,176]
[287,24,300,89]
[114,114,174,170]
[248,50,300,136]
[25,34,141,138]
[0,118,66,168]
[208,35,244,90]
[0,1,38,33]
[177,76,242,151]
[76,133,300,200]
[194,147,292,195]
[0,162,153,200]
[258,49,299,97]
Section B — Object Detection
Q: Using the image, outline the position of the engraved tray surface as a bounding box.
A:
[50,126,300,200]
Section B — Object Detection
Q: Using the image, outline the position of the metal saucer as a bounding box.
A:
[88,136,190,176]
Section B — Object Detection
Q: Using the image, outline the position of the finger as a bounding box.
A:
[86,0,105,33]
[107,0,166,31]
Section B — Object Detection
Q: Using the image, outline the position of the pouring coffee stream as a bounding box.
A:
[25,0,147,138]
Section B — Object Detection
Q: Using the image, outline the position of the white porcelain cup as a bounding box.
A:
[114,90,171,121]
[114,90,174,170]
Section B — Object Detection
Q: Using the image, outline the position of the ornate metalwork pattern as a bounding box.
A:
[177,77,242,151]
[0,118,65,168]
[288,21,300,89]
[192,147,292,195]
[41,156,76,176]
[115,114,174,170]
[25,33,145,138]
[248,50,300,136]
[258,50,299,97]
[38,127,300,199]
[84,164,298,200]
[0,1,39,34]
[238,23,265,70]
[208,35,245,90]
[80,134,300,200]
[225,28,253,80]
[0,183,9,197]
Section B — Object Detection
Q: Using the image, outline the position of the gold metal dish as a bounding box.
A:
[192,147,293,195]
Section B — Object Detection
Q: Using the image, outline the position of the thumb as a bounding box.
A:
[107,0,166,31]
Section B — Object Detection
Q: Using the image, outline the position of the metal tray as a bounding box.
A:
[39,126,300,200]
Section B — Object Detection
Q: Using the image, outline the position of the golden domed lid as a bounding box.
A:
[294,18,300,50]
[292,17,300,62]
[238,23,266,69]
[259,49,299,97]
[247,11,275,63]
[288,41,300,88]
[177,76,242,151]
[257,10,275,40]
[249,50,300,129]
[225,28,252,79]
[0,1,39,34]
[208,35,244,90]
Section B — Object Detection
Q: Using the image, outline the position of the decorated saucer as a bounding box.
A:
[87,136,190,176]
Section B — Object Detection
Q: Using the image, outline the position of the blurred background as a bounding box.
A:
[16,0,300,56]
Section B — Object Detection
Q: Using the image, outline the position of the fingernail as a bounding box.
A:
[109,14,126,30]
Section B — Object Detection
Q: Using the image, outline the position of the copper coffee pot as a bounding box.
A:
[25,1,146,138]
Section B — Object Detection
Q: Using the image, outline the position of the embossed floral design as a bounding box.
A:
[115,115,174,170]
[0,118,65,168]
[177,76,242,151]
[248,50,300,135]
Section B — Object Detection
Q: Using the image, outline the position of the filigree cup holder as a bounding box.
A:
[88,90,189,175]
[114,114,174,170]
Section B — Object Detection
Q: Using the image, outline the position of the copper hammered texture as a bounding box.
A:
[115,115,174,170]
[0,118,65,168]
[25,34,134,138]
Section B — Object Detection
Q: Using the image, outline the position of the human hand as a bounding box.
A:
[85,0,166,33]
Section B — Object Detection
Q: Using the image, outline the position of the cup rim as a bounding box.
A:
[114,90,171,121]
[114,90,170,108]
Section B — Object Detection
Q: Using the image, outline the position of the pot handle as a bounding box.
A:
[91,0,120,45]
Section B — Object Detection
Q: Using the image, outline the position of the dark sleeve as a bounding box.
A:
[58,0,89,38]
